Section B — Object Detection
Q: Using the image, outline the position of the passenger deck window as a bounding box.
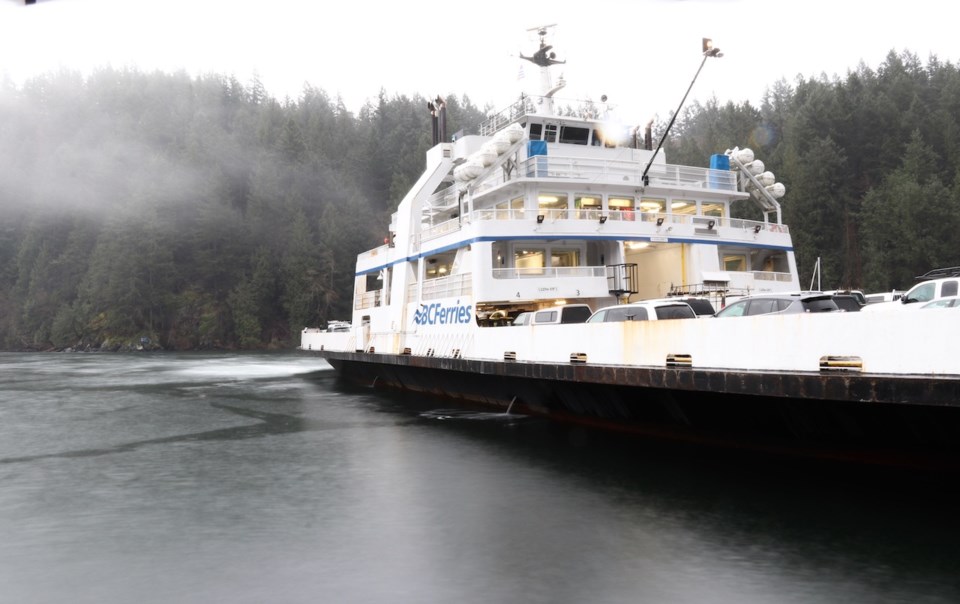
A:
[551,248,581,268]
[515,248,546,272]
[701,202,725,218]
[538,192,568,219]
[724,255,747,272]
[574,194,601,218]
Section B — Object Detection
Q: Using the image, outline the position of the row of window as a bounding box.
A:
[528,122,629,147]
[491,193,726,218]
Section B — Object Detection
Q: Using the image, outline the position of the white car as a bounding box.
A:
[587,300,696,323]
[899,274,960,306]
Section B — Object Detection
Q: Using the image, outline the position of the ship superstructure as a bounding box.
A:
[314,27,796,358]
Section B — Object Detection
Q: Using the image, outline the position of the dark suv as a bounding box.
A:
[715,293,839,317]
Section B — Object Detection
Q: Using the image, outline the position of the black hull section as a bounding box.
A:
[311,351,960,471]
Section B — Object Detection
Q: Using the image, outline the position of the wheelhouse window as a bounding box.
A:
[544,124,558,143]
[559,126,589,145]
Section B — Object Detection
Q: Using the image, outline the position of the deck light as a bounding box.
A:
[599,215,608,224]
[656,217,664,226]
[537,214,545,223]
[754,224,762,234]
[707,220,716,230]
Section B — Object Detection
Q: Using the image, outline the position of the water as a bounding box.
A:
[1,352,959,604]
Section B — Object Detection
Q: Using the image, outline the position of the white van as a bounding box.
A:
[899,277,960,306]
[530,304,593,325]
[586,300,697,322]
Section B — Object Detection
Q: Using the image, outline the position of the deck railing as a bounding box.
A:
[410,207,789,249]
[406,273,474,302]
[517,156,738,191]
[357,244,390,263]
[753,271,794,282]
[478,97,538,136]
[492,266,606,279]
[355,290,383,310]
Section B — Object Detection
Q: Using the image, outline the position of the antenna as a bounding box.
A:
[520,24,565,68]
[641,38,722,187]
[527,23,558,36]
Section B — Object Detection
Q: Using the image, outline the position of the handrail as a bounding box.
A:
[425,154,741,214]
[518,156,738,190]
[411,273,474,301]
[415,208,789,240]
[492,266,606,279]
[357,244,390,263]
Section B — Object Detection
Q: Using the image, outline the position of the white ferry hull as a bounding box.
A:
[302,309,960,469]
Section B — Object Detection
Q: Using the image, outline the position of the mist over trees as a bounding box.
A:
[0,67,485,350]
[1,49,959,350]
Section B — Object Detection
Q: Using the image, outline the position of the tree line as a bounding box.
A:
[665,50,960,290]
[0,67,485,350]
[1,49,958,350]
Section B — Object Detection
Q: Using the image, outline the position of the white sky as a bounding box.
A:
[1,0,958,127]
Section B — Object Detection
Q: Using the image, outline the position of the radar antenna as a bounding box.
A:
[520,24,565,67]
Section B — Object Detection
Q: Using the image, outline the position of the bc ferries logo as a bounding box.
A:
[413,300,473,326]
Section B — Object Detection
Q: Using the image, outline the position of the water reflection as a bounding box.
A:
[0,353,957,603]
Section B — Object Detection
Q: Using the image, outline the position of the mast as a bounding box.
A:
[519,24,566,116]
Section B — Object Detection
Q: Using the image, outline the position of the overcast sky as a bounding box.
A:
[2,0,958,127]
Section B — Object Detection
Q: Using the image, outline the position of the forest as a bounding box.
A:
[1,49,959,351]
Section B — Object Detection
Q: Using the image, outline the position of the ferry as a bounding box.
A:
[302,28,960,470]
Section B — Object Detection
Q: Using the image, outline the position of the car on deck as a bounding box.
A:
[714,292,839,317]
[587,300,697,323]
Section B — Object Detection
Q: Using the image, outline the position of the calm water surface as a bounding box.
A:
[1,352,958,603]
